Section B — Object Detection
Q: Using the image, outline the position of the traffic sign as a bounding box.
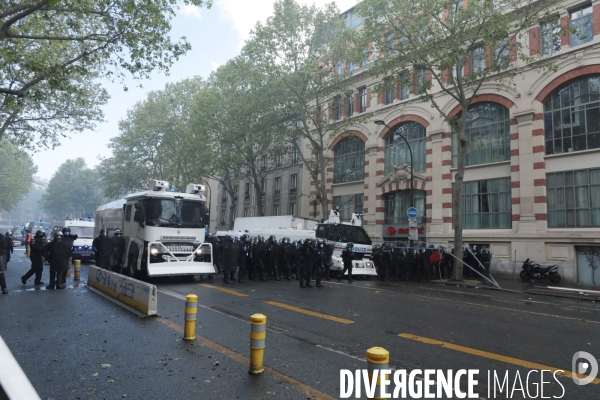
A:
[407,207,418,218]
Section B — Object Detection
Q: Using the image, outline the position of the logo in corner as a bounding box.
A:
[572,351,599,385]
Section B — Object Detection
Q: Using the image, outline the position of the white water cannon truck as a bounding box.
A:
[94,179,216,278]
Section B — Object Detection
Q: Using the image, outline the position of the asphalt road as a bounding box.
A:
[1,248,599,399]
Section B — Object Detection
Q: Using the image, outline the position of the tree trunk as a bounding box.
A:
[451,120,469,282]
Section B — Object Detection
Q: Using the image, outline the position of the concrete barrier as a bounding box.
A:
[86,266,157,317]
[0,335,41,400]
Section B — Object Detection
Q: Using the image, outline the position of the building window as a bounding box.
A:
[290,173,298,189]
[414,67,427,95]
[349,61,357,72]
[471,46,486,75]
[462,177,512,229]
[452,102,510,167]
[275,155,282,167]
[261,155,267,171]
[541,19,561,56]
[384,79,394,105]
[333,96,342,120]
[570,5,593,47]
[243,207,250,217]
[233,184,239,199]
[386,33,395,56]
[292,147,300,164]
[220,206,226,224]
[547,168,600,227]
[274,177,281,195]
[245,183,251,199]
[273,204,280,216]
[494,39,509,70]
[289,203,296,216]
[333,194,364,221]
[361,45,369,67]
[336,60,344,76]
[399,72,409,100]
[222,189,227,203]
[333,136,365,184]
[358,87,367,112]
[346,93,354,117]
[345,9,364,29]
[544,75,600,155]
[384,190,426,225]
[384,122,427,175]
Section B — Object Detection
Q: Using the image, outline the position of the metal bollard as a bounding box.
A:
[249,313,266,374]
[366,347,389,400]
[74,260,81,281]
[67,257,72,276]
[184,294,198,340]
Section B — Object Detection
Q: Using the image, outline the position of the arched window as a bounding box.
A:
[544,75,600,155]
[384,121,426,175]
[452,102,510,167]
[333,136,365,184]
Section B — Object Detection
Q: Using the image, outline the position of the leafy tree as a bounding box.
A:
[355,0,556,280]
[98,77,210,198]
[0,141,37,211]
[0,0,212,150]
[243,0,358,219]
[40,158,101,218]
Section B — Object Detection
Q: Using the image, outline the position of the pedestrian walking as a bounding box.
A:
[21,230,46,286]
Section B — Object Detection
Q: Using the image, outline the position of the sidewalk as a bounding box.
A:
[429,275,600,301]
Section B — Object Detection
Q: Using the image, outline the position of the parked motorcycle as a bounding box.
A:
[520,258,561,283]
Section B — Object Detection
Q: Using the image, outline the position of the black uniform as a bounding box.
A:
[92,235,113,270]
[268,238,281,281]
[238,239,249,282]
[112,235,127,273]
[315,240,326,287]
[299,241,315,288]
[252,239,267,281]
[221,239,235,283]
[4,233,13,263]
[45,238,72,289]
[21,235,46,285]
[339,247,355,283]
[0,234,7,294]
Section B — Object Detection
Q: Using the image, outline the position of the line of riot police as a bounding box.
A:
[92,228,127,273]
[206,233,356,288]
[372,242,492,282]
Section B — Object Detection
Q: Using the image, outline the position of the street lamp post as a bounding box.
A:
[374,120,416,244]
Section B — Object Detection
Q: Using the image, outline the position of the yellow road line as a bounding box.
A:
[199,283,248,297]
[265,300,354,324]
[157,317,336,400]
[399,333,600,385]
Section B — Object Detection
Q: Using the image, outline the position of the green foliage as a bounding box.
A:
[40,158,102,218]
[0,141,37,212]
[98,77,209,198]
[0,0,212,150]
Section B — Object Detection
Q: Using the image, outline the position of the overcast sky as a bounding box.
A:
[31,0,358,180]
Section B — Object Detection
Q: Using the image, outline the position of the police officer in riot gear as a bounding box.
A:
[21,230,46,285]
[0,233,8,294]
[279,237,293,281]
[93,228,112,269]
[221,235,235,283]
[339,242,355,283]
[315,238,327,287]
[238,234,249,283]
[252,236,267,281]
[298,238,316,288]
[45,232,72,289]
[267,235,281,281]
[112,230,127,273]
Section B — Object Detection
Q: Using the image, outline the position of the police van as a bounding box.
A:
[48,219,95,261]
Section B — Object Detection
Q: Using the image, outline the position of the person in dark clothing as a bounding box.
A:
[252,236,267,281]
[92,228,113,270]
[315,238,327,288]
[111,230,127,273]
[267,235,281,281]
[45,232,72,289]
[324,241,334,280]
[4,232,13,263]
[299,238,315,288]
[0,233,8,294]
[221,235,235,283]
[21,230,46,285]
[237,234,249,283]
[339,242,355,283]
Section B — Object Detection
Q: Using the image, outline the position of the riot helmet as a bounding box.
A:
[225,235,233,242]
[234,236,240,242]
[283,237,290,244]
[114,229,122,236]
[62,226,71,235]
[268,235,276,243]
[240,234,249,242]
[100,228,108,237]
[258,235,264,243]
[346,242,354,248]
[35,230,44,238]
[54,231,63,241]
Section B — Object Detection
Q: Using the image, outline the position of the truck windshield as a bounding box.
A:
[145,199,206,228]
[335,225,372,245]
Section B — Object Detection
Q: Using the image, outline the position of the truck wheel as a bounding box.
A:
[126,255,137,278]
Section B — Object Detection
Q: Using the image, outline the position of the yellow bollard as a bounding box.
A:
[184,294,198,340]
[67,257,72,276]
[26,244,31,257]
[249,313,266,374]
[366,347,390,400]
[74,260,81,281]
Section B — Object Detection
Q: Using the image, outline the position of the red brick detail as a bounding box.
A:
[510,149,519,156]
[309,212,315,217]
[363,208,368,213]
[426,148,433,155]
[329,130,368,150]
[376,195,382,200]
[442,173,452,180]
[426,162,432,169]
[366,87,371,109]
[376,220,385,225]
[426,203,433,209]
[442,160,452,166]
[364,172,369,178]
[310,191,317,195]
[511,181,520,188]
[511,165,519,172]
[364,184,369,190]
[442,145,452,152]
[442,132,452,139]
[464,54,471,77]
[560,16,570,47]
[443,217,453,223]
[442,202,452,209]
[376,170,384,176]
[426,217,432,223]
[529,27,541,56]
[534,179,546,186]
[512,198,520,205]
[510,133,519,141]
[510,118,518,125]
[376,157,384,163]
[532,129,544,136]
[327,167,334,173]
[377,115,430,139]
[421,181,426,190]
[533,113,544,121]
[426,135,432,142]
[328,102,334,120]
[363,196,368,201]
[534,196,547,203]
[376,207,385,212]
[364,160,369,166]
[535,67,600,103]
[441,68,450,85]
[485,45,493,69]
[394,81,400,100]
[326,178,333,183]
[512,214,520,221]
[509,36,517,63]
[594,4,600,36]
[535,213,548,221]
[448,94,516,117]
[533,162,545,170]
[426,190,432,196]
[326,189,333,194]
[377,91,384,105]
[533,145,545,153]
[442,188,452,194]
[353,93,360,113]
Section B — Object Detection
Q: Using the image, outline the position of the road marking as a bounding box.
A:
[399,333,600,385]
[198,283,248,297]
[265,300,354,324]
[157,317,336,400]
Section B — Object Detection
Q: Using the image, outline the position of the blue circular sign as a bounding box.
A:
[407,207,418,218]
